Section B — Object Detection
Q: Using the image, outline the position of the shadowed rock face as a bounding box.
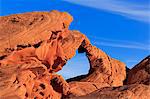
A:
[0,10,149,99]
[127,55,150,85]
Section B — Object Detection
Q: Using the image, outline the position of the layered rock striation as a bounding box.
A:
[71,56,150,99]
[0,10,149,99]
[127,55,150,85]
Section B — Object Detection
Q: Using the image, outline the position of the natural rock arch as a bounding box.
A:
[0,10,126,99]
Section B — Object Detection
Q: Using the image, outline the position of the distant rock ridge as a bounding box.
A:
[0,10,149,99]
[127,55,150,85]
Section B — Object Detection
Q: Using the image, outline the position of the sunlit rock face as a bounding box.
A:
[0,10,85,99]
[69,56,150,99]
[0,10,149,99]
[71,84,150,99]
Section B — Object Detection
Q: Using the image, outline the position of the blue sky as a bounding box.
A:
[0,0,149,79]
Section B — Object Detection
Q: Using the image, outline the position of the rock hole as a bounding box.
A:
[52,57,65,70]
[63,23,66,28]
[40,15,44,21]
[0,55,7,60]
[52,31,61,35]
[39,92,44,96]
[17,44,31,49]
[33,41,42,48]
[42,61,50,69]
[51,77,62,93]
[48,95,51,97]
[13,77,19,84]
[5,48,14,53]
[23,84,26,87]
[39,83,46,89]
[29,22,33,25]
[25,93,28,97]
[34,97,37,99]
[50,31,62,40]
[58,52,90,80]
[10,17,19,23]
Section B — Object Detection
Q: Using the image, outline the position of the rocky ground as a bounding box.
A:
[0,10,149,99]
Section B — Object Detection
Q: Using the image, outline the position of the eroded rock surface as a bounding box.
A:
[72,84,150,99]
[0,10,148,99]
[78,40,126,86]
[127,55,150,85]
[65,82,109,98]
[69,56,150,99]
[0,10,72,56]
[0,10,84,99]
[66,40,126,98]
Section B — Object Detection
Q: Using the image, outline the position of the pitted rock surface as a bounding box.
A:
[0,10,73,56]
[0,10,149,99]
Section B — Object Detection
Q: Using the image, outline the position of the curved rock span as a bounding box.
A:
[70,56,150,99]
[0,10,149,99]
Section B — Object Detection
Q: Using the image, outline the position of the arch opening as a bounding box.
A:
[57,51,90,80]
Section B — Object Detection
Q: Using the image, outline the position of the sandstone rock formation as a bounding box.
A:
[78,40,126,86]
[0,10,86,99]
[66,41,126,98]
[70,56,150,99]
[0,10,72,56]
[66,82,109,98]
[71,84,150,99]
[127,55,150,85]
[0,10,149,99]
